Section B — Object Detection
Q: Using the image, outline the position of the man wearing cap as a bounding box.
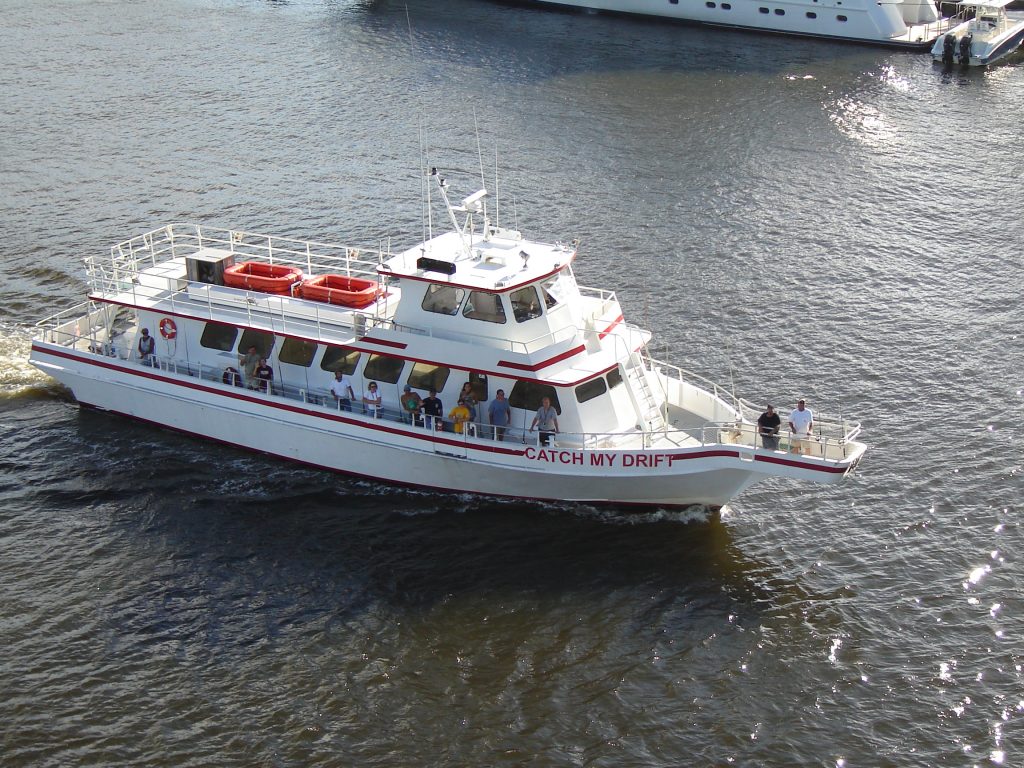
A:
[401,384,423,425]
[788,399,814,455]
[757,403,781,450]
[422,388,443,430]
[137,327,156,366]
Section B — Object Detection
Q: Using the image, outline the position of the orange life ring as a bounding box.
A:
[159,317,177,340]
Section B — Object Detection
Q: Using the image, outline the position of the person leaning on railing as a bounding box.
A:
[757,404,781,450]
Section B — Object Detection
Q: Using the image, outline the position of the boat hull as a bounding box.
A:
[30,342,854,509]
[517,0,944,47]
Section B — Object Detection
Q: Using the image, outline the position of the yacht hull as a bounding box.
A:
[31,342,851,510]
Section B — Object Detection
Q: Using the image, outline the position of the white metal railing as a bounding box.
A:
[31,322,862,465]
[91,223,387,297]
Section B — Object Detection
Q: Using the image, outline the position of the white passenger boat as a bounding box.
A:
[931,0,1024,64]
[522,0,959,47]
[29,171,866,509]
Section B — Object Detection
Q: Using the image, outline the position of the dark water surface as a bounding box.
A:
[2,0,1023,765]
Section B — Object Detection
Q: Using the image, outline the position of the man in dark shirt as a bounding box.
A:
[757,404,781,450]
[422,388,443,430]
[255,358,273,394]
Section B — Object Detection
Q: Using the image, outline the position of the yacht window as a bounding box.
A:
[706,1,716,7]
[540,275,568,310]
[238,329,274,359]
[468,372,488,403]
[320,346,361,375]
[463,291,507,324]
[407,362,450,392]
[837,13,847,20]
[200,323,238,351]
[278,338,318,367]
[363,354,404,384]
[509,381,561,415]
[422,283,465,316]
[774,7,784,13]
[606,368,624,390]
[806,11,817,17]
[759,6,769,12]
[575,377,607,404]
[722,3,731,8]
[510,286,543,322]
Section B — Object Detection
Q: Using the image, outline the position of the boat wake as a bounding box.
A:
[0,322,66,399]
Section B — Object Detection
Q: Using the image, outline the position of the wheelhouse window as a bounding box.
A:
[467,372,488,403]
[540,273,571,311]
[509,381,561,415]
[606,367,623,390]
[278,338,318,367]
[407,362,450,392]
[200,323,237,351]
[363,354,404,384]
[575,376,607,404]
[463,291,506,324]
[510,286,542,322]
[320,346,360,375]
[422,283,465,316]
[238,329,275,358]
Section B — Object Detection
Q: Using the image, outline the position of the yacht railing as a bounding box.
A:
[88,223,388,297]
[32,319,861,465]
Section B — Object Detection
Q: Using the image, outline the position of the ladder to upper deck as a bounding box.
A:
[625,354,665,432]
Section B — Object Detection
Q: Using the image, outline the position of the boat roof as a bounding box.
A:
[380,229,577,293]
[956,0,1012,8]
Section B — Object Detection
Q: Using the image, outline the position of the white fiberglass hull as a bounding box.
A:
[31,342,854,509]
[526,0,947,46]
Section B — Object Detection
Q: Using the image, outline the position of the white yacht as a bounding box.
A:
[525,0,959,47]
[28,170,866,510]
[931,0,1024,64]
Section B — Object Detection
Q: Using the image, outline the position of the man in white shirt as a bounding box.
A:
[330,369,355,412]
[788,399,814,455]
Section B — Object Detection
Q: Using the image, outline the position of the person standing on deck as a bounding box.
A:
[757,404,781,450]
[330,369,355,412]
[529,397,559,446]
[487,389,511,441]
[239,345,260,389]
[136,328,155,366]
[788,398,815,455]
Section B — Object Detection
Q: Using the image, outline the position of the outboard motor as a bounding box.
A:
[959,33,973,65]
[942,33,957,66]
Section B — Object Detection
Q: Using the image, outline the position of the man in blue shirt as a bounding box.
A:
[487,389,512,441]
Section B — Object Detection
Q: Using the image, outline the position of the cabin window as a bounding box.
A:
[463,291,506,324]
[706,1,716,7]
[320,346,361,375]
[510,286,543,322]
[278,338,318,367]
[806,11,817,17]
[722,3,731,8]
[837,13,847,20]
[759,6,769,12]
[363,354,404,384]
[200,323,237,351]
[540,274,570,310]
[509,381,561,415]
[669,0,678,4]
[238,329,275,359]
[422,283,465,316]
[575,376,607,404]
[606,367,624,390]
[467,372,488,403]
[774,7,784,13]
[407,362,450,393]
